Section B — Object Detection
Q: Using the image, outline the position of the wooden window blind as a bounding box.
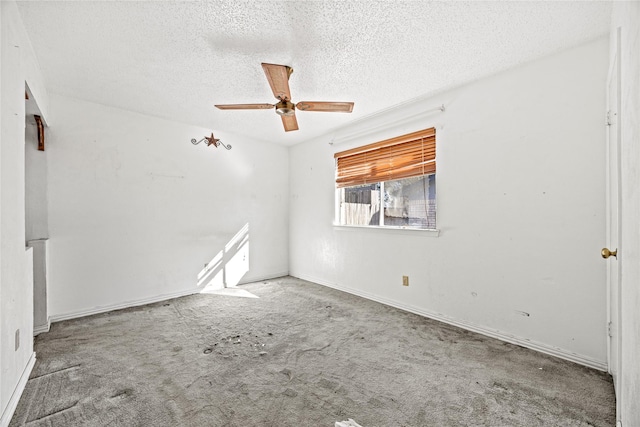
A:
[334,127,436,188]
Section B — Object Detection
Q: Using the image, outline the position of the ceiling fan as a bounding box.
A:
[214,63,354,132]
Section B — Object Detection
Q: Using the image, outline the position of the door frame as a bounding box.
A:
[605,26,622,422]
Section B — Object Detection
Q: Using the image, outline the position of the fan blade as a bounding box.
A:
[262,63,293,101]
[296,101,354,113]
[281,113,299,132]
[215,103,274,110]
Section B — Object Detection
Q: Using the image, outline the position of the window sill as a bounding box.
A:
[332,224,440,237]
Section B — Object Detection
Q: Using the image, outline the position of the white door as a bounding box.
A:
[605,27,622,421]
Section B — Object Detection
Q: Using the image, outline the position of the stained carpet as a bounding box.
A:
[11,276,615,426]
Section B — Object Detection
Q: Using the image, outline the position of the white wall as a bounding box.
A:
[290,37,609,369]
[611,2,640,425]
[25,120,50,334]
[25,121,48,241]
[0,1,48,424]
[46,94,289,318]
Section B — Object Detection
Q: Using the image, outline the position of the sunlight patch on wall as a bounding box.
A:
[198,223,251,295]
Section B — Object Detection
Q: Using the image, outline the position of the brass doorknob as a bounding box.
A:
[601,248,617,259]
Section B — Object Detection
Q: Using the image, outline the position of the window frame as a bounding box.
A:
[333,128,438,232]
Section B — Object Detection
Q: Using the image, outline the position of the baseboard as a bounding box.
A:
[291,272,608,372]
[239,271,289,285]
[33,318,51,336]
[50,272,290,323]
[50,287,201,323]
[0,352,36,427]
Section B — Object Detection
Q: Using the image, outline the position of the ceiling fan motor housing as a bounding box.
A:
[275,100,295,116]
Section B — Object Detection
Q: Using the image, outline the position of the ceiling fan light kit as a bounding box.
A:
[275,100,295,117]
[214,63,354,132]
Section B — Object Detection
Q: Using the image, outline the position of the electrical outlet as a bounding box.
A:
[402,276,409,286]
[15,329,20,351]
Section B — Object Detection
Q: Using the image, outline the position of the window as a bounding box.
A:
[335,128,436,229]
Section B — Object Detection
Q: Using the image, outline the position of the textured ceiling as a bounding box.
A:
[16,1,612,146]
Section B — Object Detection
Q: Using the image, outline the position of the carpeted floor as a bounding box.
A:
[11,276,615,426]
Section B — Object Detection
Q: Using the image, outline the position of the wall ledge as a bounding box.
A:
[0,352,36,427]
[290,272,607,372]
